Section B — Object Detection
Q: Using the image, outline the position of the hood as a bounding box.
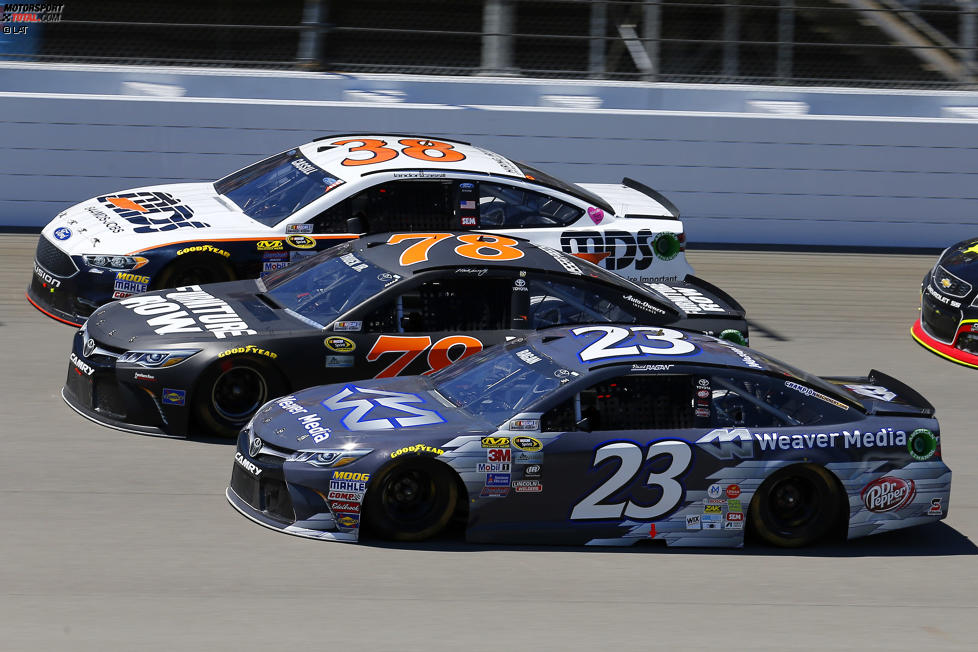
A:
[84,281,304,348]
[936,238,978,278]
[577,180,679,222]
[41,182,268,256]
[642,275,746,320]
[250,376,486,452]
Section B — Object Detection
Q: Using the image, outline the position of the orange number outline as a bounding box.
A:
[386,233,455,265]
[454,233,524,261]
[367,335,432,378]
[397,138,466,163]
[331,139,398,167]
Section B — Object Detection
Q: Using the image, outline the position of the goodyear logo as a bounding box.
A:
[481,436,510,448]
[218,345,278,360]
[177,244,231,258]
[390,444,445,458]
[116,272,150,284]
[257,240,284,251]
[324,336,355,353]
[286,235,316,249]
[512,436,542,452]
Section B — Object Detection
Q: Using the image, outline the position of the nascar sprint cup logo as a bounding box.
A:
[861,476,915,513]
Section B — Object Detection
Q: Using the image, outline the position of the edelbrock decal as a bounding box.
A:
[118,285,257,339]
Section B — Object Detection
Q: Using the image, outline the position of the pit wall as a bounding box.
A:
[2,63,977,247]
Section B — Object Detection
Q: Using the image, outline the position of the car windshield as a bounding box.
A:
[432,343,565,425]
[264,243,396,325]
[214,149,345,227]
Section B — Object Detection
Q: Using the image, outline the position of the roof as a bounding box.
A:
[352,231,603,278]
[521,325,771,372]
[300,135,527,180]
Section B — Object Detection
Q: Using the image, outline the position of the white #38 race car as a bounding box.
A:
[28,134,694,326]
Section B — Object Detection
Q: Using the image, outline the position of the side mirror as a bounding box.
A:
[346,215,366,234]
[575,417,592,433]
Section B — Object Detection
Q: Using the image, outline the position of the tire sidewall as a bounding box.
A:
[154,254,234,290]
[748,464,841,548]
[363,457,458,542]
[192,356,285,438]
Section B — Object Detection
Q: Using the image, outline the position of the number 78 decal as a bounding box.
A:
[367,334,483,377]
[571,440,692,521]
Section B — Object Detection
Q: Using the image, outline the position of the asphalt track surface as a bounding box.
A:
[1,233,975,651]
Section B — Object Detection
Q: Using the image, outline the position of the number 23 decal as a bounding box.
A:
[571,440,692,521]
[573,325,696,362]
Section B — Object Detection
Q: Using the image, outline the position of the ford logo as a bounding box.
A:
[54,227,72,241]
[249,437,263,457]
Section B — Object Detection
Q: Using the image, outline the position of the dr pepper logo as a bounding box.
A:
[861,476,916,513]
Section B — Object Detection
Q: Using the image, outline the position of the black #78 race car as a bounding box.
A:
[63,232,747,438]
[228,325,949,548]
[29,134,694,326]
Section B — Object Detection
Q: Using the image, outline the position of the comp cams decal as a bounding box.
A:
[118,285,257,339]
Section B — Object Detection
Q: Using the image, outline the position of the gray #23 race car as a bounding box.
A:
[228,325,949,548]
[29,134,693,326]
[62,232,746,438]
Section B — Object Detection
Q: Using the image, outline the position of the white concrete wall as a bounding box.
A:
[2,63,977,247]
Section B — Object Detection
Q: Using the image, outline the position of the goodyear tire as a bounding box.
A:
[193,357,285,438]
[363,458,458,541]
[154,255,234,290]
[748,464,841,548]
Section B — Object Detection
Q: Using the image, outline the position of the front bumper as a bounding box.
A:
[27,236,120,326]
[911,318,978,369]
[225,431,362,542]
[61,329,193,437]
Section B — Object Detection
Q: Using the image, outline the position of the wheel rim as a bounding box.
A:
[381,468,437,526]
[767,475,819,530]
[210,367,267,424]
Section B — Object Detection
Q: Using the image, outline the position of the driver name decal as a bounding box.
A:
[118,285,257,339]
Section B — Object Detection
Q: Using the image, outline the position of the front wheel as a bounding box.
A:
[748,464,841,548]
[363,458,458,541]
[154,255,234,289]
[192,357,285,438]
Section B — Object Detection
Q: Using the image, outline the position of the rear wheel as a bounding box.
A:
[154,255,234,289]
[193,357,285,438]
[749,464,841,548]
[364,458,458,541]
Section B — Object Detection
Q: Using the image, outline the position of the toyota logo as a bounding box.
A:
[83,337,96,358]
[249,437,263,457]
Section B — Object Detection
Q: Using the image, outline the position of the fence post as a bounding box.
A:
[590,1,608,78]
[297,0,325,70]
[643,0,661,81]
[482,0,515,75]
[777,0,795,82]
[723,0,740,77]
[962,0,977,77]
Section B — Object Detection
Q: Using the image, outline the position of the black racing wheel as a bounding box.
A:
[363,458,458,541]
[193,357,285,438]
[749,464,842,548]
[154,255,234,289]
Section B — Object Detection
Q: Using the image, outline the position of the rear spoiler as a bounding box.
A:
[825,369,935,417]
[868,369,935,416]
[622,177,680,219]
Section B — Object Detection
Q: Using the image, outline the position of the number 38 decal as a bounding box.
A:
[572,325,698,362]
[571,440,692,521]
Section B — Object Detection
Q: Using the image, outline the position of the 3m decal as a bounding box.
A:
[386,232,524,266]
[366,334,482,377]
[331,138,466,167]
[321,385,446,431]
[572,325,697,362]
[97,192,208,234]
[570,440,692,520]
